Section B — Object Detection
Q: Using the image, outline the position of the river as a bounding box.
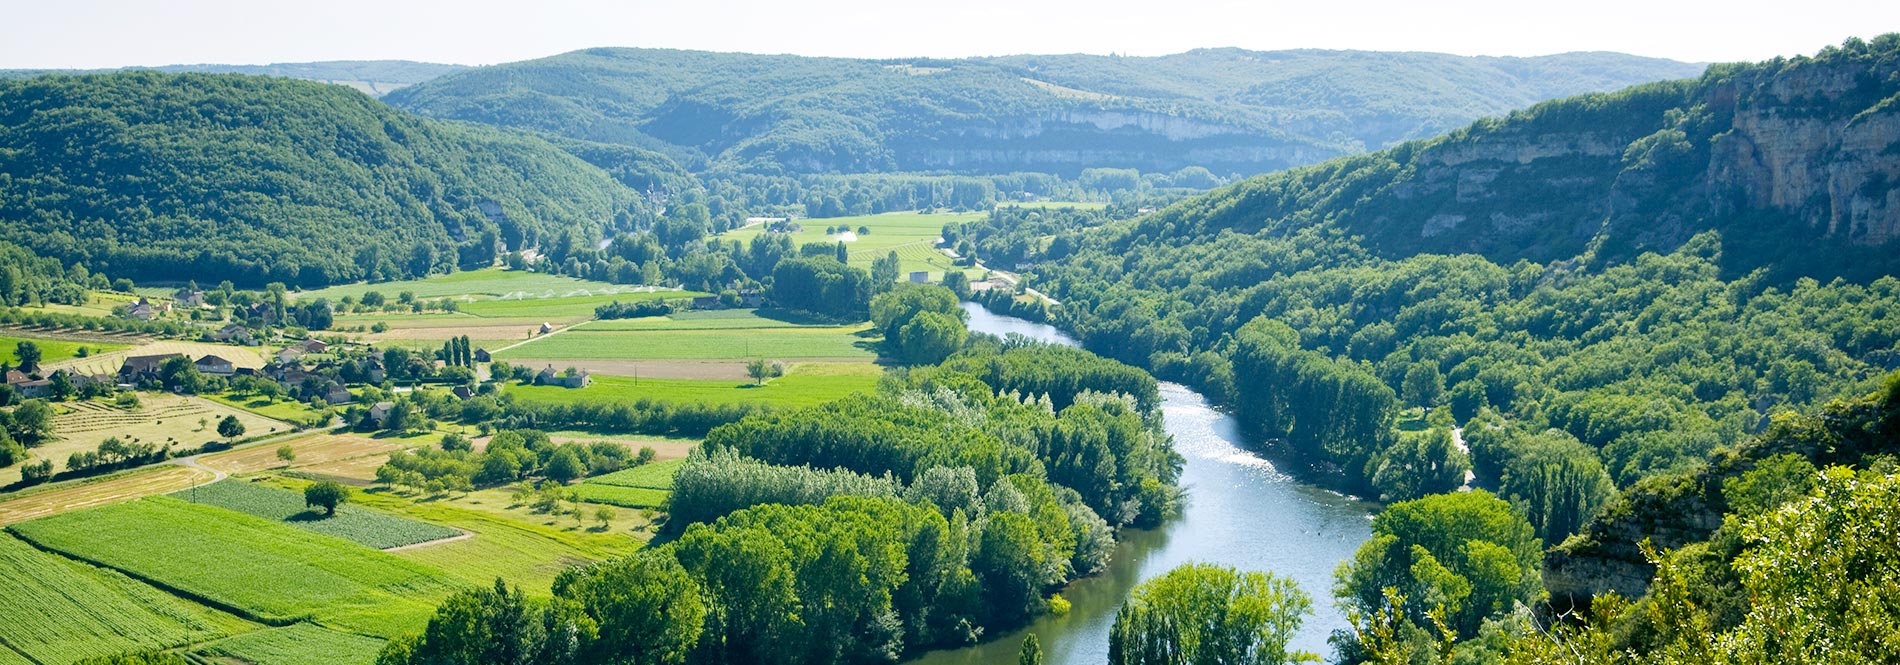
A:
[912,304,1375,663]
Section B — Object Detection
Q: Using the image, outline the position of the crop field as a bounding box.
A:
[496,323,877,361]
[584,308,819,331]
[47,339,268,377]
[194,623,386,665]
[0,465,213,525]
[0,334,130,366]
[198,432,414,477]
[346,488,646,592]
[587,458,684,489]
[9,497,464,637]
[889,240,963,278]
[721,211,978,269]
[456,289,702,320]
[171,479,459,549]
[0,394,291,486]
[503,362,880,408]
[208,392,326,422]
[291,267,629,302]
[569,483,670,509]
[997,200,1110,210]
[0,533,255,664]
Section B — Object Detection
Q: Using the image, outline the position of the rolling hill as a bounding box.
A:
[0,71,645,287]
[383,47,1703,177]
[1114,36,1900,280]
[0,60,465,97]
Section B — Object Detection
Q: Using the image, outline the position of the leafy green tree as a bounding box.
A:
[304,480,347,516]
[898,310,968,365]
[13,340,40,372]
[1109,563,1313,665]
[1366,427,1469,502]
[545,448,585,484]
[218,414,246,440]
[1335,491,1540,644]
[556,550,707,664]
[1019,634,1044,665]
[7,399,54,444]
[275,445,295,464]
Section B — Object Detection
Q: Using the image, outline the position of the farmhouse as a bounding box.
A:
[363,357,386,383]
[473,348,491,363]
[173,288,206,307]
[3,369,27,386]
[451,385,475,400]
[119,353,185,381]
[325,384,354,405]
[124,297,169,321]
[276,347,305,363]
[692,295,722,309]
[535,365,591,388]
[368,401,395,424]
[210,323,254,344]
[909,271,930,284]
[193,354,235,377]
[739,289,764,307]
[299,339,329,354]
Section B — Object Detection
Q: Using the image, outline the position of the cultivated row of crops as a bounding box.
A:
[171,479,459,550]
[194,623,387,665]
[0,533,244,664]
[8,497,464,637]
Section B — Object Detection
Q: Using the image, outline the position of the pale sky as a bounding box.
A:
[4,0,1896,69]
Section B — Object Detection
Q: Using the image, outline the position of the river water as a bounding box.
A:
[912,304,1375,663]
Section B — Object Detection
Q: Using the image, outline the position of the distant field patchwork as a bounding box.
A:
[720,210,980,277]
[292,267,632,302]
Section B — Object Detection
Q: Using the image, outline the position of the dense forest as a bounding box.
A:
[986,38,1900,506]
[376,339,1183,664]
[0,72,641,286]
[386,47,1699,177]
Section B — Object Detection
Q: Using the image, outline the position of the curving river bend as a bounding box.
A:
[910,304,1375,664]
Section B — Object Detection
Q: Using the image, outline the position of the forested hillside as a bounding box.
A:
[385,47,1700,177]
[1125,36,1900,280]
[0,60,466,97]
[1000,37,1900,507]
[0,71,646,286]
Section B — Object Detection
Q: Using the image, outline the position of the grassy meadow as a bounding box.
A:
[497,324,876,361]
[504,362,880,408]
[291,267,631,302]
[0,334,131,366]
[720,210,980,278]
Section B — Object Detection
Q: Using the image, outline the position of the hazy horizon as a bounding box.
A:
[5,0,1894,70]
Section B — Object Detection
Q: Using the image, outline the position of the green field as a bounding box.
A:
[9,498,464,637]
[0,334,131,366]
[586,308,819,331]
[570,483,670,509]
[195,623,386,665]
[208,392,326,422]
[0,532,255,664]
[172,479,459,549]
[997,201,1109,210]
[503,363,881,407]
[587,458,685,490]
[291,267,630,302]
[456,290,704,321]
[496,325,877,360]
[721,210,981,277]
[346,488,646,592]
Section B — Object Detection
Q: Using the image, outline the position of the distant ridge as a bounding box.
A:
[383,47,1705,177]
[0,60,466,97]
